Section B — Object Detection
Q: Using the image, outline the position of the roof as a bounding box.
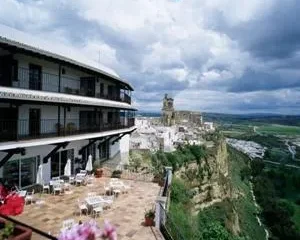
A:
[0,24,133,90]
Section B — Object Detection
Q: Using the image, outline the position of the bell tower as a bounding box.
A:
[161,94,175,126]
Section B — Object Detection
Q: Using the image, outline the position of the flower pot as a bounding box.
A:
[0,220,32,240]
[158,179,165,187]
[95,168,103,178]
[144,217,154,227]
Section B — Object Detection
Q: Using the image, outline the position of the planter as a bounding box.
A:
[144,217,154,227]
[111,170,122,179]
[158,179,165,187]
[95,168,103,178]
[0,221,32,240]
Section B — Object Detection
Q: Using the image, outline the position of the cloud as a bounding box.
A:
[0,0,299,114]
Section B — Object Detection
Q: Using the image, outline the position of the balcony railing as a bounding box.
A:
[0,118,135,142]
[6,67,131,104]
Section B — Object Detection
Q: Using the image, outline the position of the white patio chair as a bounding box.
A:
[102,195,114,209]
[87,192,96,197]
[113,188,121,198]
[104,184,111,195]
[61,219,75,231]
[69,176,75,184]
[92,204,103,218]
[63,182,71,191]
[25,189,35,204]
[77,199,88,216]
[122,184,131,193]
[75,177,83,186]
[53,184,62,195]
[87,175,94,185]
[42,184,50,193]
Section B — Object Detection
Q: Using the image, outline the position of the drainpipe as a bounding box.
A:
[57,64,62,136]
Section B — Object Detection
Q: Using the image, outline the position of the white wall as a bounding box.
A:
[0,131,131,186]
[17,104,118,136]
[109,134,130,165]
[12,53,117,94]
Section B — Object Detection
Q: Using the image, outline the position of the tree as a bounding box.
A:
[170,178,190,205]
[201,221,232,240]
[129,151,142,172]
[250,159,265,177]
[240,166,251,181]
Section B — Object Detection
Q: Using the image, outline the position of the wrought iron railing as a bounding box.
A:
[0,118,135,142]
[0,214,57,239]
[7,67,132,104]
[158,203,186,240]
[100,162,155,182]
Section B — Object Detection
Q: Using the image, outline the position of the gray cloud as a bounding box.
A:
[1,0,300,114]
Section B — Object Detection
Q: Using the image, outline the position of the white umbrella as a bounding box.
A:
[85,155,93,172]
[64,159,71,176]
[36,164,43,185]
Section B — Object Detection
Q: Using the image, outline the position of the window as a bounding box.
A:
[3,157,38,188]
[99,141,109,160]
[100,83,104,95]
[20,157,37,187]
[51,149,74,177]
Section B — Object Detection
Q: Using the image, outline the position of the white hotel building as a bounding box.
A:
[0,25,136,188]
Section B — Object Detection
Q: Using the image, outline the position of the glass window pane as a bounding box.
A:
[51,152,60,178]
[3,159,20,188]
[60,150,68,176]
[20,157,36,187]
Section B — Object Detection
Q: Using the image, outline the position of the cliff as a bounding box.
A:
[176,138,231,212]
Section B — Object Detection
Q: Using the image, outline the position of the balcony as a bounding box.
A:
[2,67,131,104]
[0,118,135,142]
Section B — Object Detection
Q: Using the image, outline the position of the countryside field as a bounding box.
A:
[256,124,300,136]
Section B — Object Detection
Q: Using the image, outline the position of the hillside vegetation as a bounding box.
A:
[152,133,265,240]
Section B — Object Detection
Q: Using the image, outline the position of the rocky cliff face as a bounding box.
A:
[177,138,231,213]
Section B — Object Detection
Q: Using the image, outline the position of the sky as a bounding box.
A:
[0,0,300,114]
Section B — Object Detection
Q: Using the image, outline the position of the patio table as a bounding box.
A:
[76,173,86,178]
[85,196,103,206]
[49,180,64,186]
[109,182,124,189]
[17,190,27,198]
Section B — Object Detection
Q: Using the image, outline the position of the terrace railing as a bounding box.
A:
[7,67,131,104]
[100,162,155,182]
[0,214,57,240]
[158,203,186,240]
[0,118,135,142]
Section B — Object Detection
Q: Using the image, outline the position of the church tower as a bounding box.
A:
[161,94,175,126]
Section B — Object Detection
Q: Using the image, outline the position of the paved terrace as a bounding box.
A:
[12,176,164,240]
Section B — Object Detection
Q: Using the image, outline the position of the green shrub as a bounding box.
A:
[111,170,122,178]
[170,178,190,205]
[240,166,251,181]
[201,221,232,240]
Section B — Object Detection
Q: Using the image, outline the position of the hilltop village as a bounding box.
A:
[130,94,215,152]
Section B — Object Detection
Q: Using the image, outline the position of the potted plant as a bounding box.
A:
[144,208,155,227]
[111,170,122,179]
[153,171,165,187]
[93,162,103,178]
[0,221,32,240]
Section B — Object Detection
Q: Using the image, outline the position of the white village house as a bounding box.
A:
[0,24,136,188]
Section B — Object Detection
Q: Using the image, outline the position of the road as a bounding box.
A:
[253,126,262,135]
[263,160,300,169]
[285,140,296,160]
